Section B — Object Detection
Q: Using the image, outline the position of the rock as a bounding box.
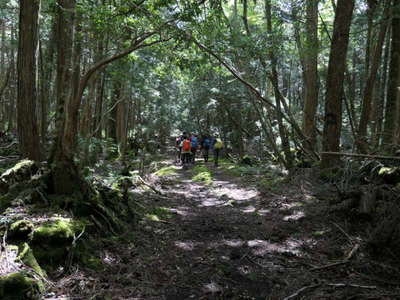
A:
[17,243,46,278]
[31,218,85,270]
[0,271,44,300]
[8,220,34,242]
[0,160,38,194]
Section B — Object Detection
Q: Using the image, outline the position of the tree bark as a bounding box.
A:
[382,0,400,150]
[17,0,41,161]
[302,0,319,151]
[321,0,355,168]
[357,1,390,152]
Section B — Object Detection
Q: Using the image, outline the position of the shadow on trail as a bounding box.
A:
[57,159,396,300]
[128,159,311,299]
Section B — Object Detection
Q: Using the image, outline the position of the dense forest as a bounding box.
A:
[1,0,400,299]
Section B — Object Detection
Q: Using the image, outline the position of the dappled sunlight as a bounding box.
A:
[212,181,259,202]
[242,205,257,213]
[257,209,271,216]
[199,197,225,207]
[223,239,245,247]
[102,252,118,265]
[167,206,196,217]
[283,210,305,221]
[175,240,197,251]
[247,239,301,256]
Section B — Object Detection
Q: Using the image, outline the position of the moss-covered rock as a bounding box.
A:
[0,160,38,194]
[8,220,34,242]
[0,271,44,300]
[33,218,84,245]
[17,243,46,278]
[31,218,86,270]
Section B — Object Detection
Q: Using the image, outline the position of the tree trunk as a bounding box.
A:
[302,0,319,151]
[17,0,41,161]
[382,0,400,150]
[321,0,355,168]
[357,1,390,152]
[265,0,293,170]
[373,26,391,148]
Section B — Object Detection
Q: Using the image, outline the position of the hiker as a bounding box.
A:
[190,134,198,164]
[181,135,192,165]
[175,132,186,163]
[201,135,211,162]
[213,136,224,167]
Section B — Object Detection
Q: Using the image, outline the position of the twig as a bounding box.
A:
[138,176,163,195]
[345,243,360,260]
[310,260,349,271]
[331,222,353,243]
[283,284,320,300]
[327,283,376,289]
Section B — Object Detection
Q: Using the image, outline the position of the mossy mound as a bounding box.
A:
[0,160,38,194]
[31,218,86,270]
[154,166,177,177]
[192,165,213,185]
[33,218,84,244]
[8,220,34,242]
[17,243,46,278]
[0,271,44,300]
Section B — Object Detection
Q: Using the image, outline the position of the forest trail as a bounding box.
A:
[53,158,399,300]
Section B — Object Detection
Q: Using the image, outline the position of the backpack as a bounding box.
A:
[203,138,210,148]
[191,137,198,148]
[182,139,191,152]
[214,138,223,149]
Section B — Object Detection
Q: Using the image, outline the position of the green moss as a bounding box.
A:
[1,160,36,177]
[17,243,46,278]
[9,220,34,241]
[257,177,284,192]
[80,255,104,271]
[192,165,213,184]
[154,166,178,177]
[31,218,86,271]
[33,219,77,244]
[0,271,44,300]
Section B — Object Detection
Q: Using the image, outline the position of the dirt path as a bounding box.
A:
[56,159,400,300]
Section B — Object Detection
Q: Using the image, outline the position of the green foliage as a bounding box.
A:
[154,166,178,176]
[192,165,213,184]
[0,271,44,300]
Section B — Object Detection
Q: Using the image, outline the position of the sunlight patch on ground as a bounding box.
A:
[175,241,197,251]
[199,198,225,207]
[167,206,196,217]
[242,205,257,213]
[212,181,259,202]
[247,239,301,256]
[257,209,271,216]
[283,211,305,221]
[223,239,245,247]
[102,251,120,265]
[0,246,20,276]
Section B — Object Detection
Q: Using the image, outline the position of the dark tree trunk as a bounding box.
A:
[382,0,400,150]
[357,1,390,152]
[17,0,41,161]
[302,0,319,151]
[321,0,355,168]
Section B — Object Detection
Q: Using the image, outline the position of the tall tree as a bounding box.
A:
[357,0,390,152]
[321,0,355,168]
[302,0,319,151]
[17,0,41,160]
[382,0,400,150]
